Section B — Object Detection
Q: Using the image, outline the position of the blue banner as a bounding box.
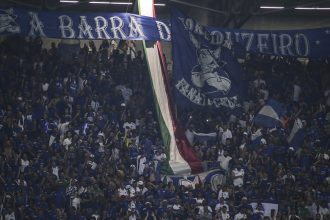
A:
[206,26,330,58]
[171,9,243,110]
[198,169,226,191]
[0,7,330,58]
[253,99,287,128]
[0,8,171,41]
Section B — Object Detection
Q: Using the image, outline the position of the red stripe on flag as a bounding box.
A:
[156,42,203,174]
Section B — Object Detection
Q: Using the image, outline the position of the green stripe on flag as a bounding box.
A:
[137,0,191,175]
[142,41,174,175]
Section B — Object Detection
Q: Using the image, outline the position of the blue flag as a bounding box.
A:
[253,99,286,128]
[166,175,200,189]
[171,9,243,110]
[198,169,226,191]
[1,7,330,58]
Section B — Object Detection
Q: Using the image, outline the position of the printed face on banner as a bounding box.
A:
[0,9,20,34]
[191,47,231,95]
[172,10,242,109]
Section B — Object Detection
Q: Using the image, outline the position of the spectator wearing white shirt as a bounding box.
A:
[123,120,136,134]
[253,74,266,89]
[135,181,148,196]
[215,197,229,212]
[311,201,330,220]
[234,210,247,220]
[217,150,232,171]
[221,124,232,145]
[20,154,29,173]
[137,152,147,175]
[116,84,133,104]
[153,149,167,162]
[232,165,245,187]
[253,202,265,219]
[198,201,213,220]
[118,183,129,199]
[52,162,59,180]
[57,120,70,143]
[218,185,230,201]
[219,206,231,220]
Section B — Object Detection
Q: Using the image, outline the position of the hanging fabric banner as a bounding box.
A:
[0,7,171,41]
[171,8,243,110]
[0,7,330,57]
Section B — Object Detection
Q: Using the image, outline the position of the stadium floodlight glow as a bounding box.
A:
[89,1,133,4]
[260,6,284,9]
[154,3,166,6]
[294,7,330,10]
[89,1,110,4]
[60,0,78,3]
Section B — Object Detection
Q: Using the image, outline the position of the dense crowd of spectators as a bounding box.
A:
[179,54,330,219]
[0,35,329,220]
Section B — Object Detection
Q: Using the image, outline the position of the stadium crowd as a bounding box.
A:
[0,35,329,220]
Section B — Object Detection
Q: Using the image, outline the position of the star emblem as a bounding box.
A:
[315,40,321,45]
[325,29,330,34]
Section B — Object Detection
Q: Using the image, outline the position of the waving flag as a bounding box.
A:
[166,174,200,189]
[185,129,217,145]
[198,169,226,191]
[253,99,286,128]
[171,9,243,110]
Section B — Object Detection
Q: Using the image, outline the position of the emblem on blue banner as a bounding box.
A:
[171,9,242,109]
[0,8,20,34]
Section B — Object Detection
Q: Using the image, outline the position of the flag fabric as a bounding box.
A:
[185,129,217,145]
[166,175,200,189]
[198,169,226,191]
[253,99,286,128]
[138,0,202,175]
[193,131,217,142]
[165,169,226,191]
[287,118,305,149]
[171,9,243,110]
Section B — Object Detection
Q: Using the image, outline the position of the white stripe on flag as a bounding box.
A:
[138,0,191,175]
